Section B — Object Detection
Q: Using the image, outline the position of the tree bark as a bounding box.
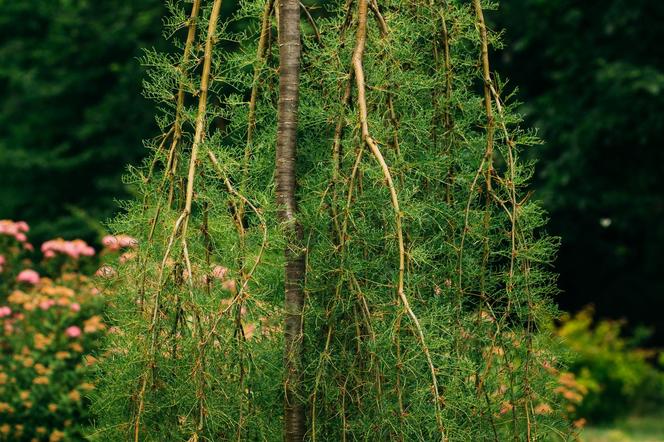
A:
[276,1,305,441]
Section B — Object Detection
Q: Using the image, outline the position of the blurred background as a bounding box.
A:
[1,0,663,439]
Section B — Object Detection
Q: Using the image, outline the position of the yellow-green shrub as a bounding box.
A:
[557,307,664,423]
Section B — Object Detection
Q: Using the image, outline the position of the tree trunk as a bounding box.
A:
[276,1,305,440]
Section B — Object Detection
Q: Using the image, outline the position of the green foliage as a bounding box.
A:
[558,307,664,423]
[494,0,664,341]
[0,0,165,243]
[92,0,569,440]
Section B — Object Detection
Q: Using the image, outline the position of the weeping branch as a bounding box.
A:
[133,1,224,439]
[351,0,446,439]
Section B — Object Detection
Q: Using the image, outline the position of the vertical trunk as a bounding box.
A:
[276,1,305,441]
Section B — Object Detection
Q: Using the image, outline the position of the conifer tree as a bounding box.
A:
[92,1,571,440]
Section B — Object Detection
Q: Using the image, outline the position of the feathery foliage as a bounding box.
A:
[91,1,569,440]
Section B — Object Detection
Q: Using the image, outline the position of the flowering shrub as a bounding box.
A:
[0,220,106,441]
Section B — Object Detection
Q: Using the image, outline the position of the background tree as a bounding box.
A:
[493,0,664,342]
[0,0,164,242]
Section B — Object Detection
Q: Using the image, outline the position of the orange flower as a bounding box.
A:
[34,363,49,375]
[33,376,49,385]
[68,390,81,402]
[0,373,7,384]
[534,403,553,415]
[55,351,70,360]
[19,391,30,401]
[8,290,30,305]
[34,333,53,350]
[573,418,587,429]
[79,382,95,391]
[48,403,58,413]
[49,430,66,442]
[83,315,105,333]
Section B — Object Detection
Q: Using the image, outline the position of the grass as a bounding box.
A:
[582,414,664,442]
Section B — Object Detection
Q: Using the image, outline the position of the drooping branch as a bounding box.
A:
[242,0,275,192]
[351,0,446,439]
[473,0,495,190]
[132,1,224,440]
[165,0,203,194]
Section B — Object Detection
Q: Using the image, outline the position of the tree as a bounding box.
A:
[93,1,569,440]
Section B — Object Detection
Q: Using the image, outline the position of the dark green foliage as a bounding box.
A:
[0,0,164,242]
[493,0,664,342]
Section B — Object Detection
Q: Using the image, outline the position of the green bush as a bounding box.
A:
[557,307,664,423]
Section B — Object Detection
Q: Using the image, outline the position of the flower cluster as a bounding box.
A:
[41,238,95,260]
[0,220,31,250]
[0,273,105,440]
[1,223,108,441]
[16,269,40,285]
[101,234,137,251]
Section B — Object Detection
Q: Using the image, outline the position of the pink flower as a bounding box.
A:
[102,235,119,250]
[65,326,82,338]
[41,238,95,259]
[211,265,228,280]
[0,306,12,318]
[16,221,29,232]
[23,243,34,251]
[16,269,40,285]
[39,300,56,311]
[0,220,29,242]
[70,303,81,312]
[0,255,5,266]
[95,265,117,278]
[222,279,237,294]
[243,323,256,340]
[102,234,137,251]
[118,235,138,248]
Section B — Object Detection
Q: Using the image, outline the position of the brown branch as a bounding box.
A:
[133,1,223,439]
[300,2,321,43]
[473,0,495,191]
[351,1,446,439]
[241,0,275,208]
